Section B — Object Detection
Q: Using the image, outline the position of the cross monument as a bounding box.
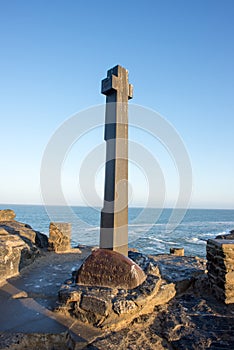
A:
[100,65,133,256]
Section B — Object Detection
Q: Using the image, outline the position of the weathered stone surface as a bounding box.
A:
[81,294,110,316]
[207,238,234,304]
[170,247,184,256]
[58,287,82,304]
[0,209,16,221]
[0,220,48,248]
[49,222,71,252]
[113,299,137,315]
[0,332,73,350]
[151,254,206,294]
[76,248,146,289]
[57,252,178,330]
[87,317,170,350]
[0,218,48,284]
[0,234,26,283]
[2,245,234,349]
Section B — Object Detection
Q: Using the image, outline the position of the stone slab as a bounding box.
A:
[76,248,146,289]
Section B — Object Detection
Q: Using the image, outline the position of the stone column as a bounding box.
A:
[100,65,133,256]
[49,222,71,252]
[207,239,234,304]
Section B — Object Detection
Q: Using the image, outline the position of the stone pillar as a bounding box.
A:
[100,65,133,256]
[207,239,234,304]
[170,247,184,256]
[49,222,71,252]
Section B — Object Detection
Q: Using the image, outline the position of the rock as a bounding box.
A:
[35,230,49,248]
[151,254,206,294]
[0,221,48,248]
[170,247,184,256]
[57,252,177,330]
[0,332,73,350]
[0,209,16,221]
[0,219,48,284]
[216,230,234,240]
[49,222,71,252]
[0,233,27,283]
[81,294,110,316]
[11,291,28,299]
[76,248,146,289]
[113,299,137,315]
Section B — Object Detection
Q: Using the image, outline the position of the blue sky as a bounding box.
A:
[0,0,234,209]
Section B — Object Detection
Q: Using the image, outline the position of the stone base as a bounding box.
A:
[57,252,176,330]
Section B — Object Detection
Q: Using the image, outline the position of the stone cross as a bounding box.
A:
[100,65,133,256]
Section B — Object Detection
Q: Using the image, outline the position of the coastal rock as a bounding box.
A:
[0,233,27,282]
[216,229,234,240]
[49,222,71,252]
[0,220,48,249]
[1,247,234,349]
[170,247,184,256]
[0,209,16,221]
[151,254,206,294]
[0,214,48,284]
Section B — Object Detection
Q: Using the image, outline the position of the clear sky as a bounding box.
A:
[0,0,234,209]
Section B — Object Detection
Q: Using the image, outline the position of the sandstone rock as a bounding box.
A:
[0,234,26,283]
[0,209,16,221]
[11,291,28,299]
[170,247,184,256]
[49,222,71,252]
[151,254,206,294]
[80,294,110,316]
[0,221,48,248]
[113,299,137,315]
[0,219,48,284]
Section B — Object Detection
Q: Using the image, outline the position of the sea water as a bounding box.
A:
[1,204,233,258]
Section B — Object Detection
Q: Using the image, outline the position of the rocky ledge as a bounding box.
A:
[55,251,207,331]
[0,209,48,285]
[0,218,234,349]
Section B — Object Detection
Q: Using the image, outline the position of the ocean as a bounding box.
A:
[1,204,234,258]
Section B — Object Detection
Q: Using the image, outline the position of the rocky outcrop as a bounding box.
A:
[0,210,48,285]
[1,245,233,349]
[216,229,234,240]
[151,254,206,294]
[0,209,16,221]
